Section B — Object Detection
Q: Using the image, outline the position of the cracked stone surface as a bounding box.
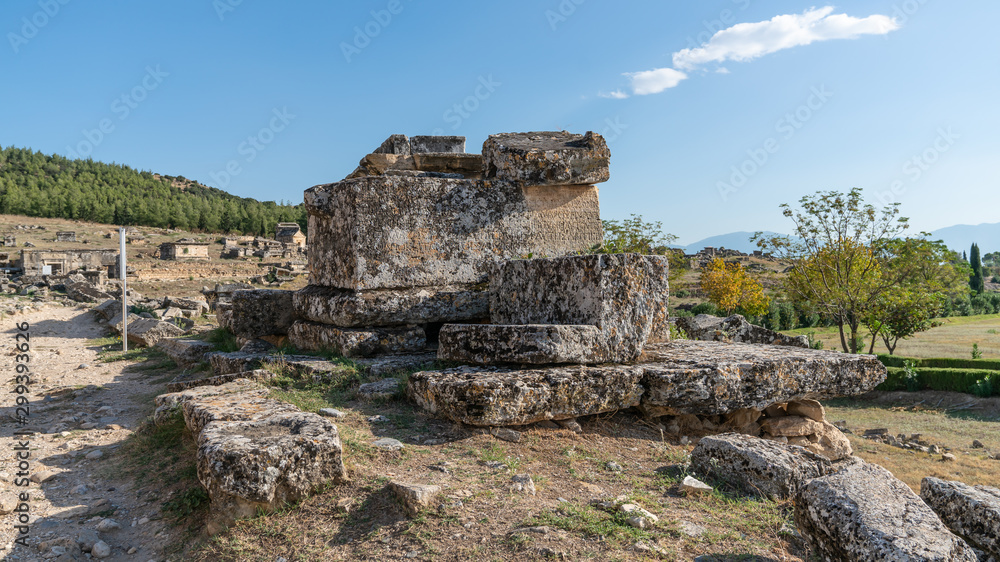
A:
[228,289,296,339]
[795,461,976,561]
[407,364,645,426]
[288,321,426,357]
[482,131,610,186]
[690,433,834,500]
[293,284,488,327]
[921,477,1000,558]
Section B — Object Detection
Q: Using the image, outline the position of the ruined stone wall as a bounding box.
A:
[20,249,118,275]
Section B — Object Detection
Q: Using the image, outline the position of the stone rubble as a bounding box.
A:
[920,477,1000,558]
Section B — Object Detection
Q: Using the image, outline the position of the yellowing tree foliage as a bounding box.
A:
[699,258,770,316]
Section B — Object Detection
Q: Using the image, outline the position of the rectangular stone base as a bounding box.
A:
[438,324,624,364]
[409,340,886,426]
[293,284,488,327]
[288,321,426,357]
[407,364,645,426]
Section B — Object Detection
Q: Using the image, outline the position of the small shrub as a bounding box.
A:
[205,327,239,352]
[690,302,718,316]
[806,331,824,350]
[969,377,994,398]
[903,359,921,392]
[972,343,983,359]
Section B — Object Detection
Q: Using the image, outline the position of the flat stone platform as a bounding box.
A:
[407,340,886,426]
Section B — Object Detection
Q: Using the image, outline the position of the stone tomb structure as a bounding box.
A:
[288,131,608,356]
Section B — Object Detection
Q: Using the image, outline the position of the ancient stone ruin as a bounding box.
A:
[163,131,1000,556]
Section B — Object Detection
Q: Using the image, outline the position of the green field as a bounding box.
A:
[785,313,1000,358]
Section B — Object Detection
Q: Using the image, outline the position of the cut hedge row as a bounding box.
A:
[876,366,999,396]
[877,354,1000,371]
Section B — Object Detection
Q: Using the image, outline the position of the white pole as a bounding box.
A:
[120,227,128,352]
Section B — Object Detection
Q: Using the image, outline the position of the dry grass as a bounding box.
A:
[824,390,1000,491]
[785,313,1000,358]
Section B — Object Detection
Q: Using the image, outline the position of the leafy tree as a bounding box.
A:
[970,242,984,294]
[593,214,688,282]
[754,188,908,353]
[699,257,770,316]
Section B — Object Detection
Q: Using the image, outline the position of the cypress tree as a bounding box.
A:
[970,243,985,294]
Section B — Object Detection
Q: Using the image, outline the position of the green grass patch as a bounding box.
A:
[204,327,240,352]
[529,502,657,545]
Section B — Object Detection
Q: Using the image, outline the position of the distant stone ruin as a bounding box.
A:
[55,230,77,242]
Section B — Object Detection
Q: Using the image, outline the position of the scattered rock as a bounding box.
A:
[30,470,59,483]
[972,439,985,449]
[318,408,346,419]
[676,314,809,347]
[492,428,522,443]
[373,438,404,452]
[795,461,977,561]
[678,520,707,538]
[942,453,957,462]
[85,449,104,460]
[357,378,400,400]
[680,475,712,496]
[511,474,536,496]
[389,481,440,516]
[605,461,623,472]
[558,419,583,433]
[785,399,825,422]
[691,433,834,500]
[91,540,112,558]
[95,518,121,532]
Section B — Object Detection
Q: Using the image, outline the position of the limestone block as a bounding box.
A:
[482,131,610,186]
[410,153,484,177]
[66,282,113,304]
[921,477,1000,557]
[690,433,833,500]
[304,175,601,291]
[373,134,411,155]
[182,392,299,436]
[93,299,120,320]
[490,253,669,356]
[197,412,346,524]
[153,379,266,425]
[228,290,296,339]
[677,314,809,348]
[410,135,465,153]
[166,369,276,393]
[640,340,886,415]
[288,321,426,357]
[293,284,488,327]
[125,318,185,348]
[406,364,645,426]
[438,324,612,364]
[795,461,976,561]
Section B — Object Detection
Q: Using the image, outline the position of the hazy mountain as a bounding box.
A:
[676,231,785,254]
[928,223,1000,254]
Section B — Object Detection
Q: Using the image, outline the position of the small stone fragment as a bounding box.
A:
[389,481,441,516]
[318,408,346,418]
[942,453,956,462]
[681,475,712,496]
[91,540,111,558]
[373,438,404,452]
[85,449,104,460]
[785,399,825,422]
[972,439,985,449]
[492,428,522,443]
[511,474,536,496]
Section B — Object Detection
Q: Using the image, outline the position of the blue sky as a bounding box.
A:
[2,0,997,245]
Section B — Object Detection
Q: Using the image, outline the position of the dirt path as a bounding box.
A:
[0,304,181,561]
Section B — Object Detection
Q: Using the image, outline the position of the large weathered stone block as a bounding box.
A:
[305,176,532,290]
[795,461,976,561]
[125,318,185,348]
[153,379,266,425]
[483,131,610,186]
[491,253,669,351]
[228,290,296,339]
[182,391,299,436]
[690,433,833,500]
[678,314,809,347]
[438,324,609,364]
[640,340,885,415]
[304,175,602,291]
[293,284,488,327]
[288,321,426,357]
[407,364,645,426]
[438,254,669,364]
[197,412,347,524]
[921,477,1000,558]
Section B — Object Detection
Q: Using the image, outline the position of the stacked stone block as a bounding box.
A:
[288,131,610,356]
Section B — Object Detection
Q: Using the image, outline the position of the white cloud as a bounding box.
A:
[623,68,688,95]
[599,89,630,99]
[672,6,899,70]
[607,6,899,98]
[715,67,731,74]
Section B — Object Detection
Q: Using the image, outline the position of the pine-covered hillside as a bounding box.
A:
[0,146,306,236]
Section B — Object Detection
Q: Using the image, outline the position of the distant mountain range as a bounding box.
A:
[676,224,1000,255]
